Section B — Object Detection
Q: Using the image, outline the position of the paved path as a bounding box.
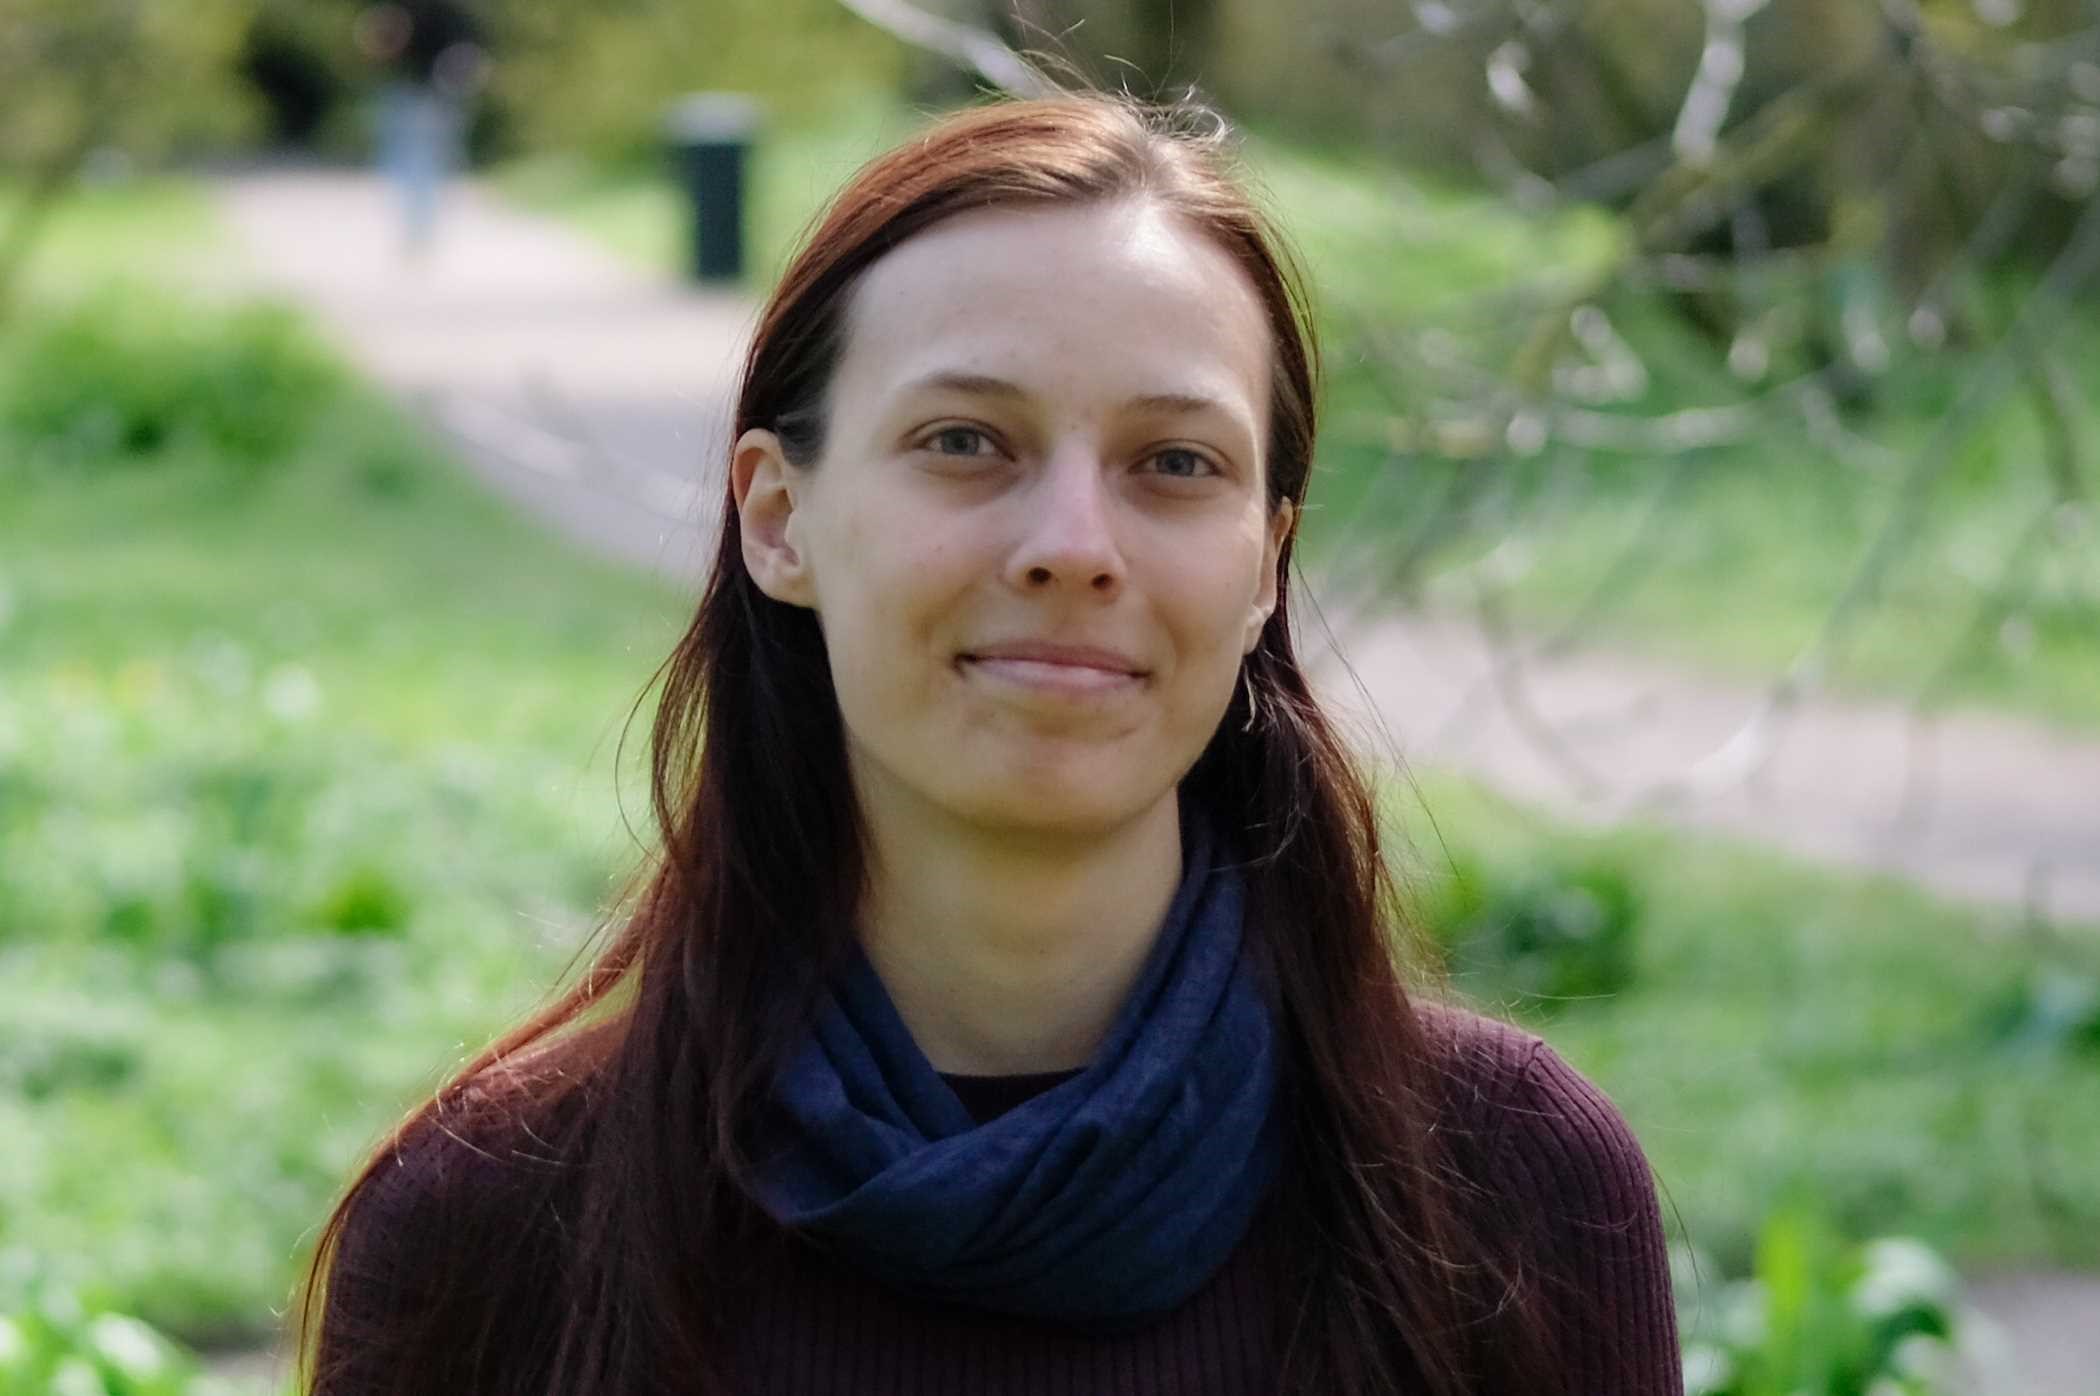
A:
[1321,610,2100,923]
[214,167,752,583]
[210,168,2096,1394]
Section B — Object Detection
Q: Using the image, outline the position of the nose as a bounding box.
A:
[1006,448,1124,597]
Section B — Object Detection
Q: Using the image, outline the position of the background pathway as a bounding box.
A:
[211,167,2098,1396]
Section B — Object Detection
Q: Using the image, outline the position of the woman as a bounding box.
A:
[303,93,1682,1396]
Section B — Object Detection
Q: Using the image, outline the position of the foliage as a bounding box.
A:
[0,0,262,171]
[483,0,911,160]
[1415,848,1643,1013]
[0,0,262,309]
[1262,115,2100,729]
[0,666,618,1332]
[1,200,686,1336]
[210,0,918,166]
[1676,1205,1968,1396]
[236,0,374,155]
[1977,959,2100,1060]
[1277,1,2100,743]
[0,1260,214,1396]
[1397,777,2100,1277]
[0,291,343,473]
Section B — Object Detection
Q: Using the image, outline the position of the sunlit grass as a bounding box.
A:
[2,182,687,1340]
[0,175,222,293]
[1395,776,2100,1279]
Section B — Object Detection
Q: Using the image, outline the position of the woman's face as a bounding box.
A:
[733,198,1291,840]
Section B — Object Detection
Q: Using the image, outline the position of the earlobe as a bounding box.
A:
[732,428,817,609]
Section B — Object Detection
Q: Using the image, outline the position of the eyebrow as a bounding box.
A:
[899,371,1238,419]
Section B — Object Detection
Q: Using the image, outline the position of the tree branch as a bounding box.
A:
[831,0,1056,97]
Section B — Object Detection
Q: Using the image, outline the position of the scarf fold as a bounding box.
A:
[751,809,1280,1330]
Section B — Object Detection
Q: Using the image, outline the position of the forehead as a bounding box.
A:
[831,199,1273,424]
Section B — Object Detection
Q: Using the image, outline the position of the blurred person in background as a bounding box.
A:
[354,2,484,259]
[297,90,1682,1396]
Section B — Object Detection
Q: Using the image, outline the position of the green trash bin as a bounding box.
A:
[665,93,760,284]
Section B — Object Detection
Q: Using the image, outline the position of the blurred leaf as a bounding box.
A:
[312,865,413,938]
[1682,1203,1967,1395]
[1420,849,1644,1012]
[1978,964,2100,1059]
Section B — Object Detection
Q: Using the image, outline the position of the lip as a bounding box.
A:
[957,641,1148,676]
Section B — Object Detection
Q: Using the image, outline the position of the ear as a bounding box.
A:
[1243,500,1294,655]
[732,427,818,609]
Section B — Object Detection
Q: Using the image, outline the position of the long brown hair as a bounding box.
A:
[299,92,1564,1396]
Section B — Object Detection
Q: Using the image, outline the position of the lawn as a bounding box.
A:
[498,98,2100,734]
[1395,776,2100,1281]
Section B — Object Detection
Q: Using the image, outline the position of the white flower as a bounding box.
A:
[89,1312,173,1382]
[263,663,324,722]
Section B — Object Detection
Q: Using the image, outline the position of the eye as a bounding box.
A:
[1144,446,1220,480]
[920,425,999,457]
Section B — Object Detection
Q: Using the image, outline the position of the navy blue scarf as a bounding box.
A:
[751,810,1280,1330]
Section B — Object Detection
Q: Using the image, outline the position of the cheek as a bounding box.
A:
[1156,523,1270,656]
[817,506,975,692]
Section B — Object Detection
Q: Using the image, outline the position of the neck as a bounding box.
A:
[854,777,1185,1077]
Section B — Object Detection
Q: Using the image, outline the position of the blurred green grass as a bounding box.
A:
[2,181,688,1339]
[0,179,224,292]
[2,170,2093,1358]
[1397,777,2100,1281]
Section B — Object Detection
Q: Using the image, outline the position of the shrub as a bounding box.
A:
[0,291,342,473]
[0,1262,210,1396]
[0,655,620,1335]
[1977,962,2100,1060]
[1417,849,1644,1012]
[1678,1205,1969,1396]
[0,662,425,964]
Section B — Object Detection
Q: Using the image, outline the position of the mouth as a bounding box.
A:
[956,650,1148,695]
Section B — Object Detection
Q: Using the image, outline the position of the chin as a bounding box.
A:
[947,768,1174,840]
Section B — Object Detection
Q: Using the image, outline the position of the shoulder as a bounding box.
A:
[338,1073,574,1258]
[1412,998,1685,1395]
[1410,996,1540,1117]
[314,1073,582,1392]
[1412,998,1658,1201]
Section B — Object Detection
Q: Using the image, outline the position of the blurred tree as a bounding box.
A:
[0,0,262,313]
[242,6,356,148]
[485,0,909,158]
[232,1,509,163]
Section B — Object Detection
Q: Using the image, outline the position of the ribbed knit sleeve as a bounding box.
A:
[1488,1038,1684,1396]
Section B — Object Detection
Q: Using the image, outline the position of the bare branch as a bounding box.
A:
[831,0,1057,97]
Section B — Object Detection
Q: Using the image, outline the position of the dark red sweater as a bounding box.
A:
[314,1005,1682,1394]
